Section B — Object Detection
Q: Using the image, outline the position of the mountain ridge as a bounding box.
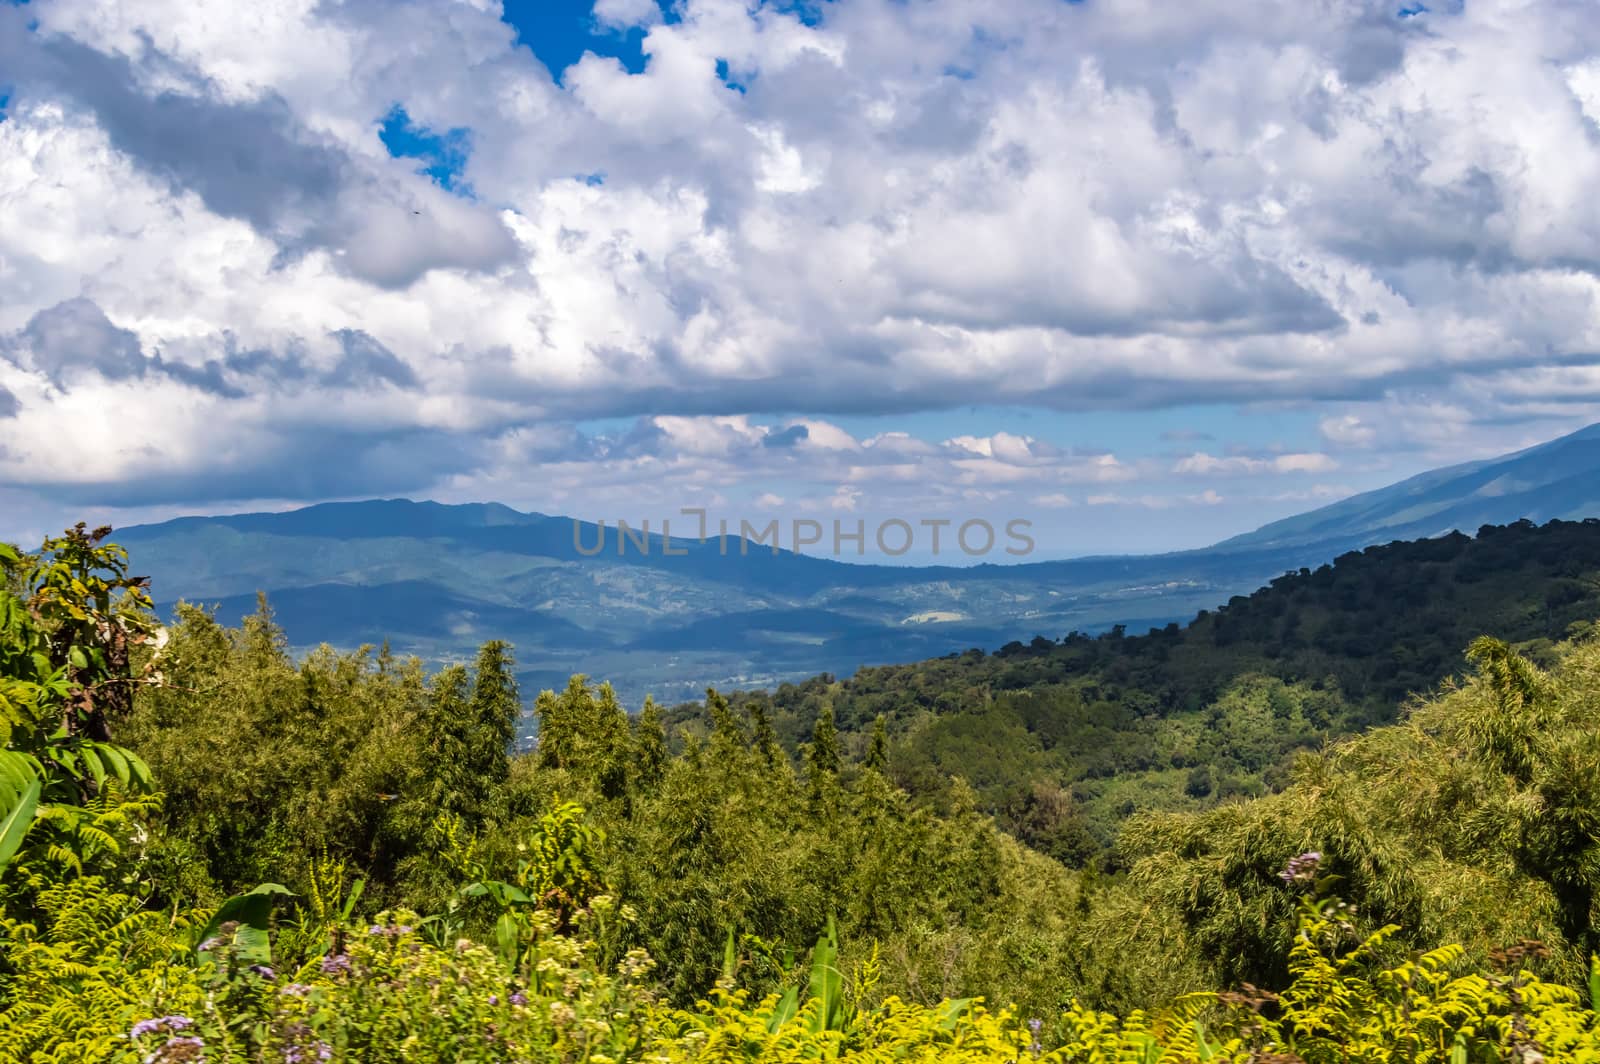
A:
[106,422,1600,705]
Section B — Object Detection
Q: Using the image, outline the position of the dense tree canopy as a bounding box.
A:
[8,521,1600,1060]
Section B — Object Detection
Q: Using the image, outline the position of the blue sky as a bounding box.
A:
[1,0,1598,557]
[502,0,667,78]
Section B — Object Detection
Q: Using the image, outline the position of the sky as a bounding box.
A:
[3,0,1600,559]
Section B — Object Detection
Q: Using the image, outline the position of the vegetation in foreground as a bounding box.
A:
[6,526,1600,1060]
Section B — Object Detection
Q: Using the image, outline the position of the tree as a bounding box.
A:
[420,665,477,820]
[536,675,598,772]
[1,529,159,885]
[467,641,520,788]
[748,703,783,770]
[806,703,840,779]
[865,716,889,772]
[632,697,668,789]
[591,682,632,798]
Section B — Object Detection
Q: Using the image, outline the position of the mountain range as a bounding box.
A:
[110,422,1600,705]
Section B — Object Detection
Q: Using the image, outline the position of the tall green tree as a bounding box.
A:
[632,698,667,789]
[467,640,520,789]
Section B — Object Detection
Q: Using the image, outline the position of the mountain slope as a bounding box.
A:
[718,517,1600,856]
[1217,422,1600,552]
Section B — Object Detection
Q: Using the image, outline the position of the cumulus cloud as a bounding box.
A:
[2,0,1600,528]
[1172,451,1338,476]
[594,0,665,30]
[1319,414,1378,447]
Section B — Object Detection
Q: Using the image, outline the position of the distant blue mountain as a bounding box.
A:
[111,422,1600,705]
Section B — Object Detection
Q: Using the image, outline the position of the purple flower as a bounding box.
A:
[197,937,224,952]
[1279,851,1323,886]
[320,953,352,975]
[509,992,527,1006]
[280,984,313,997]
[284,1040,333,1063]
[1026,1016,1043,1058]
[250,965,275,980]
[488,994,499,1006]
[131,1016,194,1038]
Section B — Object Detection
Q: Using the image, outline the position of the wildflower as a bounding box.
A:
[617,949,656,979]
[1027,1017,1043,1058]
[284,1040,333,1063]
[131,1016,195,1038]
[250,965,276,980]
[1279,851,1323,885]
[279,984,313,997]
[197,937,224,952]
[489,994,499,1006]
[510,992,528,1006]
[320,953,352,975]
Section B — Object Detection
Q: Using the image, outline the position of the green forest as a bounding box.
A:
[8,521,1600,1061]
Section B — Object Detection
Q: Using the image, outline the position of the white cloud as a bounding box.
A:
[1319,415,1377,448]
[3,0,1600,522]
[594,0,663,30]
[1172,451,1338,476]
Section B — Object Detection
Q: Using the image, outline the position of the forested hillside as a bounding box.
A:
[8,525,1600,1060]
[699,519,1600,856]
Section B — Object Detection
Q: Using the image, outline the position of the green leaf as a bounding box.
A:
[196,883,294,966]
[493,912,521,970]
[340,878,366,923]
[68,646,88,671]
[934,998,972,1033]
[767,986,800,1033]
[125,751,153,791]
[807,916,845,1034]
[0,775,40,879]
[0,752,39,799]
[721,927,737,985]
[462,880,530,907]
[97,744,130,787]
[78,746,106,790]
